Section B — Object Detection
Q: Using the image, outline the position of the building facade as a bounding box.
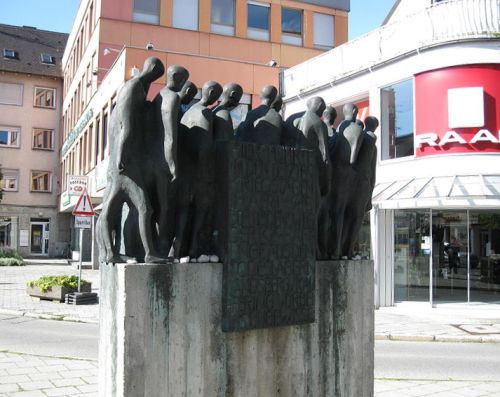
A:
[60,0,350,258]
[282,0,500,306]
[0,24,69,258]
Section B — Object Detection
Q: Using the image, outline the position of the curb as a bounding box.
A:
[0,309,98,324]
[375,333,500,343]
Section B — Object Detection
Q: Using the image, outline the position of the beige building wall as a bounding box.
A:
[0,71,69,257]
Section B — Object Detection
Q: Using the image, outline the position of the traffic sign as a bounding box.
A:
[72,189,95,216]
[75,216,92,229]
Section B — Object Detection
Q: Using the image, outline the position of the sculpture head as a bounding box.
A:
[342,103,358,122]
[323,105,337,126]
[364,116,379,133]
[260,85,278,107]
[220,83,243,108]
[166,65,189,92]
[200,80,223,107]
[179,81,198,105]
[139,57,165,84]
[306,96,326,117]
[272,95,283,112]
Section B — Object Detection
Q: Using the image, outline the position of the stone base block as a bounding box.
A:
[99,260,374,397]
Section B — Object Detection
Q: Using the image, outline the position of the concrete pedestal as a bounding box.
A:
[99,260,374,397]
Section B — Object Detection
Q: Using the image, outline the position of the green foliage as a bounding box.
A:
[0,257,24,266]
[27,275,90,293]
[0,249,23,260]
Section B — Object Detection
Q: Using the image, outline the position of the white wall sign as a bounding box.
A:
[68,176,89,196]
[19,230,29,247]
[75,216,92,229]
[448,87,484,128]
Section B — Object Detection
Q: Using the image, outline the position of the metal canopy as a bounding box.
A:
[372,175,500,209]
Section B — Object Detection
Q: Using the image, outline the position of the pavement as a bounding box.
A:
[0,263,499,396]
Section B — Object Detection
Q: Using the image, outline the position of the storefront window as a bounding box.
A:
[393,209,500,304]
[381,79,414,160]
[469,211,500,302]
[432,211,468,303]
[394,210,430,302]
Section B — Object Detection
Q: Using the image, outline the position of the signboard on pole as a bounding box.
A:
[68,176,88,196]
[75,216,92,229]
[72,189,95,216]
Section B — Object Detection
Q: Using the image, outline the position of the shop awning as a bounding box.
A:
[372,175,500,209]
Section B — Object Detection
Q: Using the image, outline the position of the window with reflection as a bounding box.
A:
[31,171,52,192]
[381,79,414,160]
[469,212,500,302]
[394,210,431,302]
[0,169,19,192]
[32,128,54,150]
[282,8,303,45]
[211,0,235,35]
[34,87,56,108]
[133,0,160,24]
[247,2,270,41]
[0,126,20,147]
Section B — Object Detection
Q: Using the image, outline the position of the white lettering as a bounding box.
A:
[415,132,439,148]
[439,131,467,146]
[416,129,499,148]
[469,129,498,144]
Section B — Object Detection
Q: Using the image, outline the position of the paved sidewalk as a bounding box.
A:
[0,265,99,323]
[1,264,500,395]
[376,302,500,343]
[1,351,500,397]
[374,379,500,396]
[2,264,500,342]
[0,351,97,397]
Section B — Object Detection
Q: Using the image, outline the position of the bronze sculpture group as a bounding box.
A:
[96,57,378,264]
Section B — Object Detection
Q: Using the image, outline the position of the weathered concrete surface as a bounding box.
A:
[99,260,374,397]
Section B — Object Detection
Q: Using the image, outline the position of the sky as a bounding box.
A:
[0,0,396,39]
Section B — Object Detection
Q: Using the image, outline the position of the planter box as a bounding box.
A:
[27,284,91,302]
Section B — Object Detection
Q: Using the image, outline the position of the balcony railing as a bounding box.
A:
[282,0,500,98]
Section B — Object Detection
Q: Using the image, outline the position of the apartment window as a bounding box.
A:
[381,79,414,160]
[282,8,303,46]
[102,110,109,159]
[0,169,19,192]
[40,53,56,65]
[3,49,18,60]
[95,117,101,163]
[87,124,94,168]
[0,126,20,148]
[211,0,235,35]
[133,0,160,24]
[313,13,334,49]
[32,128,54,150]
[0,82,23,105]
[34,87,56,108]
[173,0,198,30]
[247,2,270,41]
[30,171,52,192]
